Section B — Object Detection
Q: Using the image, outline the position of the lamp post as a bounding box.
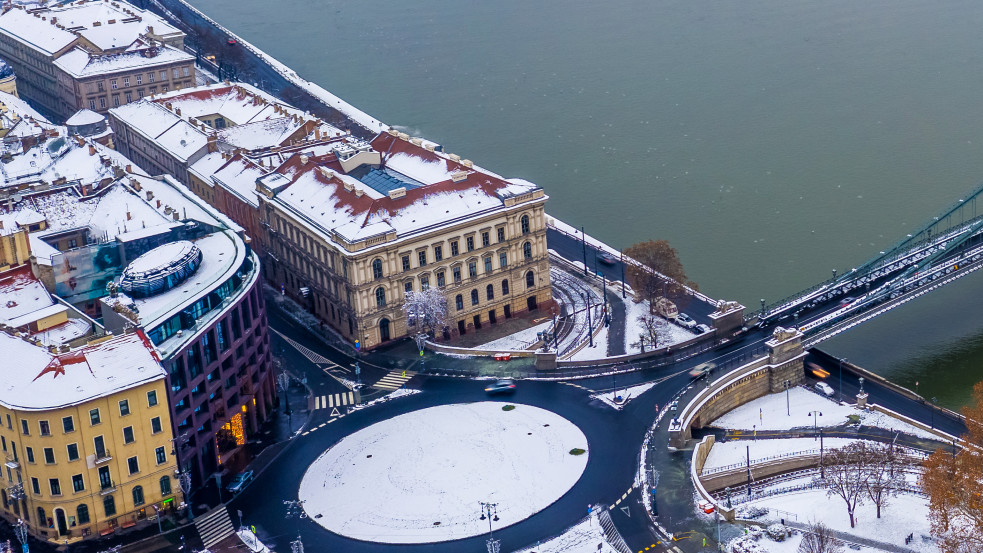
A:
[783,379,791,416]
[277,371,292,416]
[582,292,593,348]
[179,470,194,522]
[760,299,765,320]
[808,411,822,440]
[581,227,588,276]
[14,518,28,553]
[479,502,501,553]
[552,308,558,351]
[819,428,825,478]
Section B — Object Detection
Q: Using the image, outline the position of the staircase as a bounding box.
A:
[194,506,235,549]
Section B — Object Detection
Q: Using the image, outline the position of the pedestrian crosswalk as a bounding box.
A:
[195,506,235,549]
[272,329,333,364]
[372,370,417,390]
[313,391,359,410]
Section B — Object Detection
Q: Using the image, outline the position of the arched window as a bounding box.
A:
[521,215,530,234]
[132,485,144,506]
[455,294,464,311]
[526,271,535,288]
[103,495,115,517]
[502,279,510,295]
[486,284,494,301]
[76,504,90,525]
[375,287,386,307]
[471,289,479,306]
[160,476,171,496]
[372,258,383,279]
[523,241,532,260]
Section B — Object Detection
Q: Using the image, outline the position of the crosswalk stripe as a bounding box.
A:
[312,391,361,410]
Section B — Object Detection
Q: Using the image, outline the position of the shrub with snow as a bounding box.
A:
[766,523,787,541]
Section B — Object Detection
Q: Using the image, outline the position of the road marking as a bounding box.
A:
[272,329,333,364]
[313,392,357,410]
[372,370,417,390]
[329,407,341,417]
[620,505,630,517]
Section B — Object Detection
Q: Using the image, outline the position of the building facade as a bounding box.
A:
[0,329,179,544]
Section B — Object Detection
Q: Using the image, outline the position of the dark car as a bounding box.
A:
[597,253,618,266]
[484,379,516,395]
[225,470,253,494]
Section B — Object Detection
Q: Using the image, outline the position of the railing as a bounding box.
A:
[94,449,112,464]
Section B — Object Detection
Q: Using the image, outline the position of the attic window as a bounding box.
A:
[5,300,16,308]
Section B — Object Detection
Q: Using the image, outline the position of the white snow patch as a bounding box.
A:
[476,321,551,351]
[514,512,617,553]
[593,381,657,410]
[569,324,609,360]
[299,402,588,543]
[703,438,864,473]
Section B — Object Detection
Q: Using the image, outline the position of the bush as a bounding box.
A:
[766,524,786,541]
[569,448,586,455]
[502,405,515,411]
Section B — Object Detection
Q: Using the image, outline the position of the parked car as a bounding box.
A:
[226,470,254,494]
[597,253,618,266]
[814,382,834,397]
[694,323,712,334]
[484,379,517,395]
[676,313,697,329]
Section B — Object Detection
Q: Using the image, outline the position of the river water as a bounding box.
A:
[189,0,983,408]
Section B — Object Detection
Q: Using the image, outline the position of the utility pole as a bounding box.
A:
[290,536,304,553]
[746,445,751,497]
[809,411,822,440]
[819,429,825,478]
[839,357,847,403]
[479,502,501,553]
[620,250,626,299]
[583,292,593,348]
[784,380,791,416]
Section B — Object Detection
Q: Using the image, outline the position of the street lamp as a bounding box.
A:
[620,250,626,299]
[277,371,292,416]
[479,502,501,553]
[760,299,766,319]
[14,518,28,553]
[819,428,825,478]
[582,291,593,348]
[808,411,822,440]
[783,379,791,416]
[581,227,588,276]
[179,470,194,522]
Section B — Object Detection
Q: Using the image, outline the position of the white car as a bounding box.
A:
[814,382,834,397]
[676,313,697,329]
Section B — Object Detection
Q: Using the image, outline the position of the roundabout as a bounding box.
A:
[298,402,589,544]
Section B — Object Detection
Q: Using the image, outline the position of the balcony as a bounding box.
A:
[99,480,117,495]
[4,454,18,469]
[94,449,112,465]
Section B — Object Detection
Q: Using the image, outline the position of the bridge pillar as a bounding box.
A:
[708,300,745,336]
[535,352,557,371]
[766,327,806,392]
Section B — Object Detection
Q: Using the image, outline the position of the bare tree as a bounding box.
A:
[630,313,674,350]
[824,442,875,528]
[623,240,696,308]
[797,521,843,553]
[402,289,448,338]
[923,381,983,553]
[864,441,910,519]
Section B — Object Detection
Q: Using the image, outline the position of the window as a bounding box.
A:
[523,241,533,259]
[497,227,505,242]
[133,485,145,506]
[25,447,34,464]
[136,74,142,85]
[526,271,536,288]
[119,400,130,417]
[147,390,158,407]
[0,436,4,451]
[122,427,134,445]
[404,281,413,294]
[502,279,510,295]
[420,275,430,290]
[31,478,40,495]
[149,85,157,94]
[67,443,79,462]
[127,456,139,475]
[468,261,477,278]
[450,241,459,257]
[137,88,144,98]
[155,447,166,465]
[159,70,166,81]
[88,99,95,110]
[484,257,493,273]
[98,466,111,490]
[38,420,49,436]
[434,245,443,261]
[375,287,386,308]
[4,414,8,429]
[113,95,120,107]
[72,474,84,493]
[500,252,508,268]
[123,77,129,87]
[20,420,28,435]
[486,284,494,301]
[455,294,463,311]
[104,495,116,517]
[97,81,104,92]
[471,289,479,306]
[173,68,180,79]
[148,72,155,82]
[401,255,410,271]
[150,417,162,434]
[418,250,427,267]
[49,478,61,496]
[77,504,90,525]
[372,258,383,279]
[111,79,118,90]
[482,232,490,247]
[89,409,100,426]
[43,448,54,464]
[160,476,171,496]
[466,236,475,251]
[453,267,462,283]
[124,91,132,103]
[183,66,190,77]
[521,215,530,234]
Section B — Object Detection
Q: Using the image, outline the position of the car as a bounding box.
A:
[669,400,679,412]
[839,296,856,307]
[676,313,697,329]
[695,323,712,334]
[484,379,516,394]
[225,470,253,494]
[597,253,618,266]
[814,382,834,397]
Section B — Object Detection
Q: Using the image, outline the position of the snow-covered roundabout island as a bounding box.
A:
[298,402,589,544]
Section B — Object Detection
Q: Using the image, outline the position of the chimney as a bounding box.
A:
[0,220,4,230]
[125,164,132,173]
[145,190,154,201]
[147,25,153,34]
[156,199,161,208]
[131,179,141,191]
[175,108,181,116]
[126,211,131,221]
[206,134,217,153]
[88,145,96,156]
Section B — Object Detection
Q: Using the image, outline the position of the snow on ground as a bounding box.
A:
[725,526,885,553]
[569,324,609,360]
[593,382,657,410]
[709,387,940,439]
[703,437,861,472]
[476,321,551,351]
[299,402,589,544]
[514,512,617,553]
[748,489,938,552]
[349,388,420,411]
[622,297,695,353]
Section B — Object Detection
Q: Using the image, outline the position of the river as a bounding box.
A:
[188,0,983,408]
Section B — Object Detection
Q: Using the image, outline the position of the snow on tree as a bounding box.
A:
[922,381,983,553]
[824,442,875,528]
[797,521,843,553]
[630,313,674,350]
[402,288,448,338]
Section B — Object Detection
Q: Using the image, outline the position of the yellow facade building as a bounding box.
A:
[0,328,179,544]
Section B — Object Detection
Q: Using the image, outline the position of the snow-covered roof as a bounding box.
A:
[54,43,192,78]
[0,267,57,325]
[109,99,209,163]
[0,8,76,56]
[65,109,104,126]
[192,152,265,208]
[216,117,304,150]
[0,91,51,125]
[0,330,165,411]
